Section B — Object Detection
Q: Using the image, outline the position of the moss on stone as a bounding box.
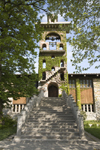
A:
[76,78,81,109]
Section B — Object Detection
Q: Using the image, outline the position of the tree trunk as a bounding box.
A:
[0,62,3,119]
[0,99,3,120]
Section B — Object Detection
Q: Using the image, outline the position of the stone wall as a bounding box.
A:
[93,79,100,119]
[86,112,97,120]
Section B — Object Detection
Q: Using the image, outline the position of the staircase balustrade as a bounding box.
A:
[16,90,44,135]
[62,91,84,137]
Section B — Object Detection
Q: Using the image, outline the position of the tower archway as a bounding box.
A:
[48,82,58,97]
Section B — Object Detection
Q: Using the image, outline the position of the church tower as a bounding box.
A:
[38,15,70,97]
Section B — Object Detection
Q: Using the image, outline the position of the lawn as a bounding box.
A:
[84,120,100,139]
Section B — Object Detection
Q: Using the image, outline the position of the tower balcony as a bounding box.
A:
[40,42,65,55]
[39,49,65,56]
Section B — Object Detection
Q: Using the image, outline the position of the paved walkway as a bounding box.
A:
[0,132,100,150]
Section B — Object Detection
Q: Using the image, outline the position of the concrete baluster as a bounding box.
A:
[78,115,84,136]
[17,115,23,135]
[21,110,27,124]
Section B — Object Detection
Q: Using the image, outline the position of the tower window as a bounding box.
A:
[51,55,55,59]
[43,60,46,68]
[42,72,46,80]
[59,43,63,50]
[60,72,64,81]
[51,67,55,71]
[60,60,64,67]
[42,44,46,50]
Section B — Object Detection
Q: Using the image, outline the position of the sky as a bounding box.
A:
[34,14,100,74]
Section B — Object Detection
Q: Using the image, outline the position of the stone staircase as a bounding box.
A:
[19,97,87,143]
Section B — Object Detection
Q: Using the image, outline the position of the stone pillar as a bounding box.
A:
[19,105,21,113]
[83,105,85,112]
[87,104,88,112]
[22,104,24,110]
[93,79,100,119]
[90,105,92,112]
[15,105,17,113]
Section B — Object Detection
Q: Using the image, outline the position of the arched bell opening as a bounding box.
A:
[60,60,64,67]
[45,32,61,50]
[42,43,46,50]
[48,82,58,97]
[43,60,46,68]
[51,67,55,71]
[59,43,63,50]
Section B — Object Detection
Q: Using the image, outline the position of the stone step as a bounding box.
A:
[29,114,73,117]
[27,119,75,123]
[20,134,81,140]
[23,123,77,128]
[27,118,75,122]
[22,127,78,133]
[23,123,77,129]
[33,106,69,109]
[14,136,88,144]
[28,116,74,120]
[31,109,72,113]
[21,131,80,137]
[40,102,66,106]
[43,97,62,100]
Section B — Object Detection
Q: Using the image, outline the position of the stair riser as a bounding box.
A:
[22,129,77,133]
[21,133,80,137]
[27,120,75,123]
[20,136,81,140]
[31,111,73,114]
[23,125,77,128]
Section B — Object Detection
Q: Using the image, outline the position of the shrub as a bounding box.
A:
[59,94,62,97]
[0,115,17,129]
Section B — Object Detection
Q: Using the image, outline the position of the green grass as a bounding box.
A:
[84,120,100,139]
[0,126,17,141]
[84,120,100,125]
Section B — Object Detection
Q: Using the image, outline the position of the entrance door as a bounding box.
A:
[48,85,58,97]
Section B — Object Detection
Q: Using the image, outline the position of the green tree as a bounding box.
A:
[48,0,100,72]
[0,0,46,118]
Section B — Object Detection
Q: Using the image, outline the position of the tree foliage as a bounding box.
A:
[47,0,100,72]
[0,0,46,116]
[0,0,100,117]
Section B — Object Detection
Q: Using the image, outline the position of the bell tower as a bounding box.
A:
[38,15,70,97]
